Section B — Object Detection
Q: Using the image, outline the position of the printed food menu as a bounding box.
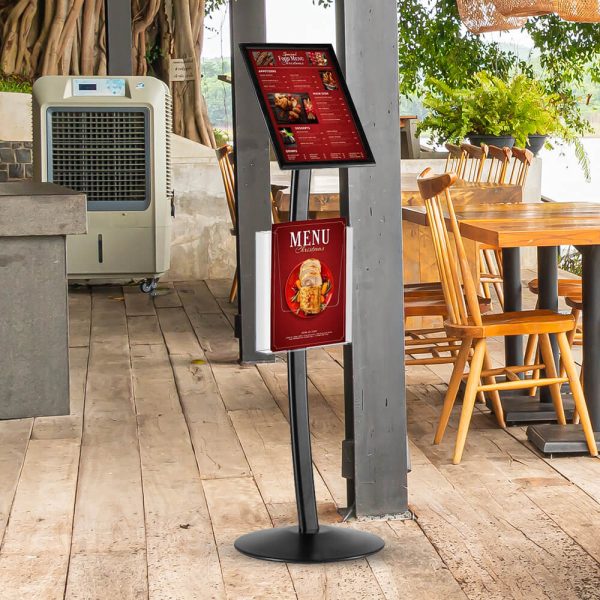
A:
[241,44,374,168]
[271,218,346,351]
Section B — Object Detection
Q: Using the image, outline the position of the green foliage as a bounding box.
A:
[213,128,230,147]
[398,1,595,145]
[559,246,583,277]
[201,57,232,130]
[398,0,531,97]
[418,72,562,147]
[0,73,32,93]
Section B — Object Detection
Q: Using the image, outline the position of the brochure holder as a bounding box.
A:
[235,44,384,563]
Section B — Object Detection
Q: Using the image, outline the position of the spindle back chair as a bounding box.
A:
[417,168,597,464]
[460,142,488,183]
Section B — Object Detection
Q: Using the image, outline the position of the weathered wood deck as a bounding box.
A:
[0,275,599,599]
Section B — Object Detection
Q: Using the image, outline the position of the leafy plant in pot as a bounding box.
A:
[418,71,590,179]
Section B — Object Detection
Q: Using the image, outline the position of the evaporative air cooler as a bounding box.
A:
[32,76,173,292]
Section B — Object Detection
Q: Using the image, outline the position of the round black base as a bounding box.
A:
[234,525,385,563]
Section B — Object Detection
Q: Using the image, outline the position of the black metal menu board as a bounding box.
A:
[240,43,375,169]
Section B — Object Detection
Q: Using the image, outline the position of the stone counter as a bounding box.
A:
[0,182,87,419]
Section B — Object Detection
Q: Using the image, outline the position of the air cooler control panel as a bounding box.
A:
[72,78,126,97]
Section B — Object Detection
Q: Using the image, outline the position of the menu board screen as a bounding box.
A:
[241,43,375,169]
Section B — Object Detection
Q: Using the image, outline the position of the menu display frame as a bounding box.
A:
[240,42,375,170]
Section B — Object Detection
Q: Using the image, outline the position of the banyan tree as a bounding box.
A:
[0,0,217,147]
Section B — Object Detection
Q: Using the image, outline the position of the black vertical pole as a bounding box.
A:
[502,247,523,366]
[287,170,319,535]
[537,246,559,403]
[105,0,133,76]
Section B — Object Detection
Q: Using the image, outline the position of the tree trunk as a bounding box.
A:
[0,0,216,147]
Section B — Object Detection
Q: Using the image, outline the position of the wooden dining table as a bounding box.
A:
[403,200,600,454]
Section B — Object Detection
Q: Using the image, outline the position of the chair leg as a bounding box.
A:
[229,267,239,303]
[453,338,486,465]
[538,333,567,426]
[557,332,598,457]
[524,333,539,397]
[434,338,472,445]
[482,351,505,428]
[561,308,581,378]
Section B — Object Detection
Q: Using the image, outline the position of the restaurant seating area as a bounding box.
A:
[1,279,599,598]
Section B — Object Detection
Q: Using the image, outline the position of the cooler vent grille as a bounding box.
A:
[49,109,148,203]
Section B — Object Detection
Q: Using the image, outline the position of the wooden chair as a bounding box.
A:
[417,168,597,464]
[524,278,583,394]
[444,143,466,178]
[460,142,488,183]
[216,145,283,303]
[508,146,534,185]
[486,145,512,184]
[478,145,512,309]
[479,146,534,309]
[216,145,238,303]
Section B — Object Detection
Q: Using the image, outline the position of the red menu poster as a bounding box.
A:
[241,43,375,169]
[271,218,347,351]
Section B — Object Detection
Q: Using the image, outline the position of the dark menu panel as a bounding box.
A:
[241,44,375,169]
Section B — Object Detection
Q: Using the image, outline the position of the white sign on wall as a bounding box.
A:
[169,58,196,82]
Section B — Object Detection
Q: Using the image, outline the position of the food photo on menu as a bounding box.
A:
[279,128,297,147]
[252,50,276,66]
[287,259,334,317]
[268,93,319,125]
[307,51,328,66]
[320,70,338,91]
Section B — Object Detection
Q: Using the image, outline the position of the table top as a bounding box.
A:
[402,201,600,248]
[272,171,521,212]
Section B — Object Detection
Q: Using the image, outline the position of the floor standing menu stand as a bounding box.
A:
[234,169,384,563]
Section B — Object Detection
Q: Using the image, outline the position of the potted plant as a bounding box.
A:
[417,71,590,178]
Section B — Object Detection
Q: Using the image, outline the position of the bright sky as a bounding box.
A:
[203,0,336,59]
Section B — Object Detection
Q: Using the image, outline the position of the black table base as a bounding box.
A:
[235,525,385,564]
[487,393,574,424]
[527,424,600,455]
[524,245,600,456]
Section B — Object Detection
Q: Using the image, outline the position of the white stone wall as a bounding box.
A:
[166,137,236,281]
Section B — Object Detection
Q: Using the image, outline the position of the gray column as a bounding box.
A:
[230,0,274,363]
[336,0,408,516]
[105,0,133,76]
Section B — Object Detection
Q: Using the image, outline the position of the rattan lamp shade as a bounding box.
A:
[492,0,555,16]
[556,0,600,21]
[456,0,528,33]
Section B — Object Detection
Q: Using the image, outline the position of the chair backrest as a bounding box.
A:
[507,147,533,186]
[444,143,466,178]
[417,168,483,328]
[460,142,488,183]
[216,145,237,230]
[486,145,512,184]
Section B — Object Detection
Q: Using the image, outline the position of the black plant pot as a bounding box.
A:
[526,134,547,156]
[468,134,515,149]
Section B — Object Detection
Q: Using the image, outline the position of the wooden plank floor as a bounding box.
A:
[0,275,599,599]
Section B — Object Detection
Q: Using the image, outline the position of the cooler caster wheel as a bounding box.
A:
[140,278,158,294]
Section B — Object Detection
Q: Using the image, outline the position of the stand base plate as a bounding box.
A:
[527,423,600,455]
[234,525,385,563]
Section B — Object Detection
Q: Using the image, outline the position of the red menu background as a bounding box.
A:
[242,45,374,167]
[271,218,346,351]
